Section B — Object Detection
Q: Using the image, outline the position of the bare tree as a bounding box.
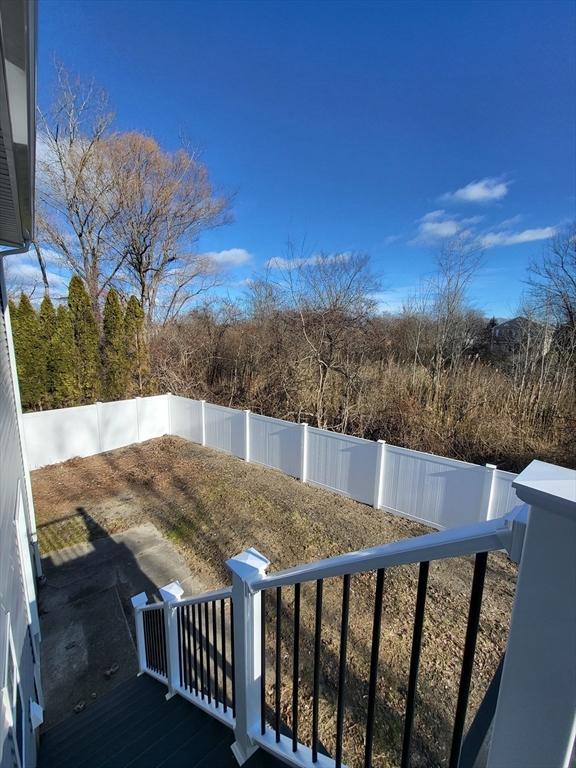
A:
[428,238,484,387]
[108,132,231,322]
[527,224,576,331]
[280,248,379,429]
[36,64,231,324]
[36,63,121,321]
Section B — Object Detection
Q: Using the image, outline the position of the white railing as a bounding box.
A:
[22,394,521,531]
[130,461,576,768]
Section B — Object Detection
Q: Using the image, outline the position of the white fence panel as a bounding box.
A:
[306,428,378,505]
[249,414,301,477]
[22,394,529,532]
[23,405,100,469]
[491,468,520,518]
[169,396,203,444]
[381,445,490,528]
[205,403,245,458]
[137,395,170,442]
[98,399,139,453]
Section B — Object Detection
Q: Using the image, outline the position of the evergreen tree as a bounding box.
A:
[51,305,81,406]
[103,288,128,400]
[12,294,44,410]
[124,295,149,395]
[68,275,101,402]
[39,296,57,408]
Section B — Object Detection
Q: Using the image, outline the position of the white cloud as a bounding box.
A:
[442,177,510,204]
[201,248,252,267]
[410,210,469,244]
[4,258,68,294]
[265,252,352,270]
[383,234,402,246]
[480,226,556,248]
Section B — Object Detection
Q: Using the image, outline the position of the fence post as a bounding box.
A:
[226,548,270,765]
[245,410,251,462]
[487,460,576,768]
[135,396,142,443]
[95,401,103,453]
[373,439,386,509]
[131,592,149,675]
[166,392,172,436]
[300,422,309,483]
[201,399,207,446]
[159,581,184,699]
[483,463,497,520]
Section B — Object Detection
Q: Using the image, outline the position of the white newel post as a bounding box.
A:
[484,463,497,520]
[373,439,386,509]
[245,410,251,462]
[226,548,270,765]
[201,400,207,446]
[131,592,149,674]
[160,581,184,699]
[487,460,576,768]
[300,422,309,483]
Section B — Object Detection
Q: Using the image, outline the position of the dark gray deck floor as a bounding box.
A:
[38,675,282,768]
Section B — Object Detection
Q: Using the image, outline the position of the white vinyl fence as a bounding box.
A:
[22,393,521,530]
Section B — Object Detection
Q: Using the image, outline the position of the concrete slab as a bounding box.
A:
[39,523,208,730]
[40,587,137,729]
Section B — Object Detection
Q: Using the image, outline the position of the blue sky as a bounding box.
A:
[30,0,576,316]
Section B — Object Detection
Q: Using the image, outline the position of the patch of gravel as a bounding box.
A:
[32,436,516,767]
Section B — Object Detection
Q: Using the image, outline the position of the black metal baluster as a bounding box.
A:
[158,609,164,673]
[161,609,168,676]
[212,601,219,707]
[449,552,488,768]
[401,561,430,768]
[205,601,212,704]
[163,608,169,676]
[261,590,266,734]
[143,612,150,669]
[292,583,301,752]
[147,612,154,670]
[151,610,158,672]
[312,579,323,763]
[181,606,188,691]
[336,574,351,768]
[275,586,282,743]
[188,605,195,691]
[231,600,236,716]
[199,600,205,699]
[364,569,386,768]
[221,598,228,712]
[192,603,199,695]
[177,606,183,688]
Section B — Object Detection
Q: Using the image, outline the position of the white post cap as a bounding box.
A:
[226,547,270,581]
[159,581,185,603]
[513,460,576,517]
[131,591,148,608]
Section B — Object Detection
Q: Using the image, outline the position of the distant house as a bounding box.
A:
[490,316,553,356]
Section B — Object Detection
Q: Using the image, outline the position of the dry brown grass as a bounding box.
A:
[32,437,516,768]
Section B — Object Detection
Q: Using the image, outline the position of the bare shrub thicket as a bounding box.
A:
[150,233,576,472]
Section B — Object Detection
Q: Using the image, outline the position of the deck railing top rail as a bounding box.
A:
[247,510,525,593]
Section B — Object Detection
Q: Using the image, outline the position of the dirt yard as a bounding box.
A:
[32,436,517,768]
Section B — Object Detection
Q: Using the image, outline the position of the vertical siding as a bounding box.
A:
[0,260,38,768]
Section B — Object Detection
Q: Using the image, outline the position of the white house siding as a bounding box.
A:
[0,260,40,768]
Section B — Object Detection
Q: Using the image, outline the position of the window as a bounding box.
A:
[2,616,26,768]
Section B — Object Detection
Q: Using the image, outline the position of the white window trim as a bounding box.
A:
[2,618,24,768]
